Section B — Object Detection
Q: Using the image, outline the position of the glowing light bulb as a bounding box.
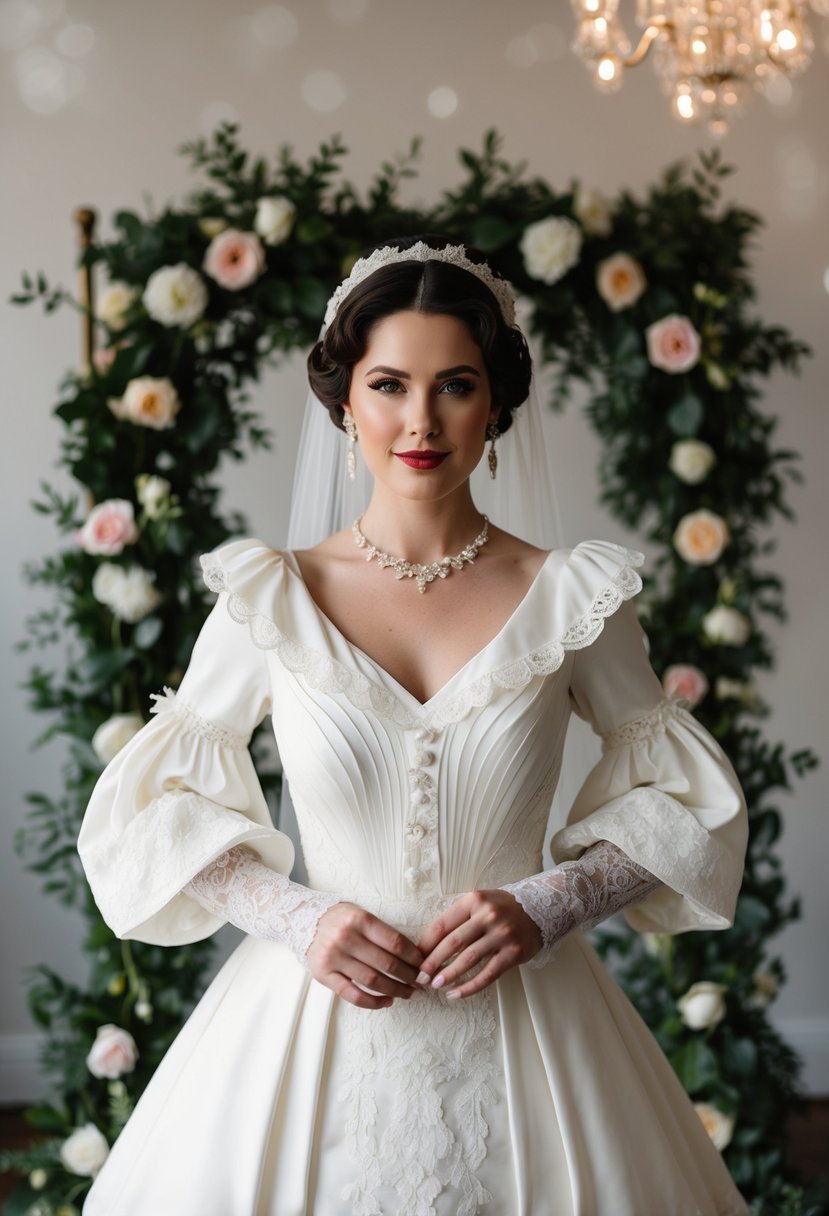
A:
[674,91,696,120]
[776,28,798,52]
[597,54,617,80]
[692,38,708,54]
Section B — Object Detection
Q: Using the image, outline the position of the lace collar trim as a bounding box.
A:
[199,539,644,730]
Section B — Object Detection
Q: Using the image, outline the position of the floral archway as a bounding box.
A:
[3,125,818,1213]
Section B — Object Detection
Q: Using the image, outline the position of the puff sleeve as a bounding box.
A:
[77,588,294,946]
[551,598,748,933]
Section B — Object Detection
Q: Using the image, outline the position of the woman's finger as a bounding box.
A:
[444,952,512,1000]
[416,898,472,958]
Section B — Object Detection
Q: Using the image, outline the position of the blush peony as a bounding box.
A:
[85,1024,139,1080]
[645,314,702,374]
[76,499,139,556]
[596,252,647,312]
[673,509,730,565]
[677,981,727,1030]
[60,1123,110,1177]
[202,228,266,290]
[669,439,716,484]
[254,196,297,245]
[142,263,208,329]
[662,664,709,707]
[108,375,182,430]
[520,216,583,285]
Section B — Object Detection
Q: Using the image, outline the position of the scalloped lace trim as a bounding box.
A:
[600,696,691,750]
[200,551,643,729]
[148,685,250,751]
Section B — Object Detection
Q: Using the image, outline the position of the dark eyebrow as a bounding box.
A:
[364,364,481,379]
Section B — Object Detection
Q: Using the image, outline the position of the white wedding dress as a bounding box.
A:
[77,536,751,1216]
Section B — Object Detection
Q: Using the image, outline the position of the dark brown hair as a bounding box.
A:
[307,234,532,434]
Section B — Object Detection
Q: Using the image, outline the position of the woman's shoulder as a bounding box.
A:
[199,535,288,597]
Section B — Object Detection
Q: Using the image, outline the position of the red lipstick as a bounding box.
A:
[394,450,449,470]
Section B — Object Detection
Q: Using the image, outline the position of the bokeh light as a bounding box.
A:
[248,4,298,50]
[302,68,347,111]
[427,86,458,118]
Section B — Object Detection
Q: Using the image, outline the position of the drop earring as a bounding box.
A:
[486,422,499,480]
[343,412,358,481]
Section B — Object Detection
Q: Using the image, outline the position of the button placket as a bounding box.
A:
[403,727,440,892]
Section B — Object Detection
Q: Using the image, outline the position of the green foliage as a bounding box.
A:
[6,122,821,1212]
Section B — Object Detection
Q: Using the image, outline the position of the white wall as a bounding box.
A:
[2,0,827,1098]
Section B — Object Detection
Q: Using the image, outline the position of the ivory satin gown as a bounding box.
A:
[78,537,751,1215]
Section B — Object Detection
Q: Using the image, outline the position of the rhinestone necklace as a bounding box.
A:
[351,515,490,595]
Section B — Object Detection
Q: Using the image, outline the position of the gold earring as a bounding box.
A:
[343,413,358,481]
[486,422,499,480]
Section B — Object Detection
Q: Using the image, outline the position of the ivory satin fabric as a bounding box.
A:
[78,537,751,1215]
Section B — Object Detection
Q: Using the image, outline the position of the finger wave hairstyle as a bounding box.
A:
[307,234,533,434]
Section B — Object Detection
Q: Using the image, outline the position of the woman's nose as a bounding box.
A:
[406,390,441,437]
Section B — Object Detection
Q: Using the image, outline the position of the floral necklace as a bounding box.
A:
[351,515,490,594]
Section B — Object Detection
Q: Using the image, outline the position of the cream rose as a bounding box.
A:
[693,1103,735,1152]
[703,606,751,647]
[645,314,702,374]
[97,281,138,331]
[573,185,613,237]
[662,664,709,707]
[85,1024,139,1080]
[29,1168,48,1190]
[109,375,182,430]
[714,677,758,706]
[142,263,208,329]
[596,252,647,312]
[669,439,716,484]
[135,473,172,519]
[59,1123,110,1177]
[198,216,229,238]
[91,713,144,764]
[677,981,727,1030]
[520,216,583,285]
[76,499,139,556]
[254,196,297,245]
[202,228,266,290]
[673,509,730,566]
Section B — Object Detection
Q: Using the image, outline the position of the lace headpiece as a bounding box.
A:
[323,240,517,329]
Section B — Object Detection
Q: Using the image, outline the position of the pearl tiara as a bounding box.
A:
[323,240,517,328]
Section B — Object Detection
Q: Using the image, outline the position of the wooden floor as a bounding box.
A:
[1,1101,827,1207]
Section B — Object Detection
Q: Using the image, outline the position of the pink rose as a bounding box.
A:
[202,228,266,290]
[85,1024,139,1080]
[645,314,701,374]
[76,499,139,556]
[663,664,709,708]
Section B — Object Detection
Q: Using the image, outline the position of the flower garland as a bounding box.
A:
[4,126,818,1214]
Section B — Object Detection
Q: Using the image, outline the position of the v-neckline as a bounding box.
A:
[281,547,557,711]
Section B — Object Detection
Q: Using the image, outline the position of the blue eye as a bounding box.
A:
[367,378,402,393]
[440,379,475,395]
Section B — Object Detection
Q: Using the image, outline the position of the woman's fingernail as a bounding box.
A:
[445,989,461,1000]
[410,988,426,1001]
[416,971,430,986]
[431,973,445,989]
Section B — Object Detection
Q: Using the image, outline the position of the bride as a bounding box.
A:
[78,235,751,1214]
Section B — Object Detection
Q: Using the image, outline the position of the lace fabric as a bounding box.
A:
[501,838,661,968]
[184,844,341,964]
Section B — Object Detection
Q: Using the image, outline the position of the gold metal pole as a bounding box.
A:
[74,206,97,380]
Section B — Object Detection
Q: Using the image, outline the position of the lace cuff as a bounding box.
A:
[184,845,342,965]
[501,839,661,968]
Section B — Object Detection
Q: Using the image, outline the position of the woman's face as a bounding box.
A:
[343,310,498,503]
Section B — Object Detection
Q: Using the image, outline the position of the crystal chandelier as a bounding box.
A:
[570,1,816,136]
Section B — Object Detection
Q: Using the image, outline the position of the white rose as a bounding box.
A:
[59,1123,110,1177]
[135,473,172,519]
[702,605,751,647]
[29,1168,48,1189]
[91,713,144,764]
[520,216,583,285]
[91,561,122,605]
[254,196,297,246]
[669,439,717,485]
[98,281,139,331]
[715,677,759,707]
[85,1024,139,1080]
[109,376,182,430]
[693,1103,735,1151]
[677,981,727,1030]
[106,565,162,623]
[596,252,647,312]
[135,999,154,1022]
[573,185,613,236]
[142,263,208,329]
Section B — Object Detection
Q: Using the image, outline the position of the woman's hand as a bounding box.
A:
[416,889,543,999]
[306,901,426,1010]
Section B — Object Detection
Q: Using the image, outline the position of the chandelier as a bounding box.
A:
[570,1,816,136]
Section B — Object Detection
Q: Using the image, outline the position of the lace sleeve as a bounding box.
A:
[501,839,661,968]
[184,845,342,965]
